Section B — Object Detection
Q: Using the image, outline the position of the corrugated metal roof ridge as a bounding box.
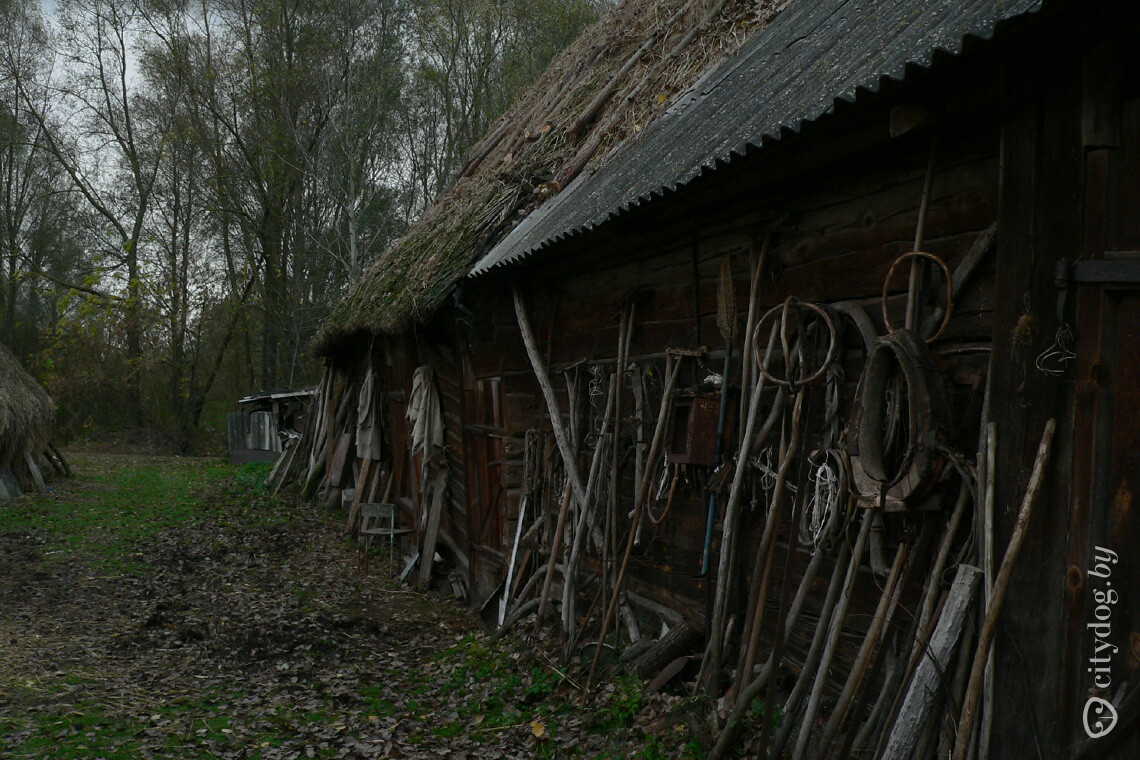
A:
[470,0,1040,278]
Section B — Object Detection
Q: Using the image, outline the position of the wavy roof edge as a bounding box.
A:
[469,0,1042,278]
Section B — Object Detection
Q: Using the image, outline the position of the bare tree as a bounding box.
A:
[0,0,53,348]
[13,0,165,424]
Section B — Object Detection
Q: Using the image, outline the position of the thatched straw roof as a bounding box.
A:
[316,0,786,355]
[0,341,54,467]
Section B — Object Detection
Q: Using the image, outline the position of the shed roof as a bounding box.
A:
[470,0,1040,277]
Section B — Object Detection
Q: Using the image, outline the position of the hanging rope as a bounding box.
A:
[799,449,847,549]
[751,446,793,509]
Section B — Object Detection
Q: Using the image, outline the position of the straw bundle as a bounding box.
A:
[0,341,54,469]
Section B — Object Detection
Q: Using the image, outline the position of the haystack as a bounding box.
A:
[0,341,54,493]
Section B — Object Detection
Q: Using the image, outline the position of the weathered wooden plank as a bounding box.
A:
[881,564,981,760]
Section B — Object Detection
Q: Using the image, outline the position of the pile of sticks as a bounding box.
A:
[497,287,696,670]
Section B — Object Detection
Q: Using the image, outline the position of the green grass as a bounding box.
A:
[0,458,230,574]
[0,699,149,759]
[232,461,274,494]
[0,457,300,575]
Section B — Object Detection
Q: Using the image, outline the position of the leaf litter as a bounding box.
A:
[0,452,707,759]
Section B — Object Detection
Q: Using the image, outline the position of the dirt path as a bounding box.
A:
[0,453,701,760]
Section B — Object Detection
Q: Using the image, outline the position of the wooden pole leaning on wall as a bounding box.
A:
[736,386,806,696]
[905,137,938,332]
[562,379,616,643]
[708,502,843,760]
[300,369,334,498]
[953,418,1055,760]
[816,531,912,755]
[792,511,874,760]
[585,353,684,691]
[738,232,770,450]
[536,480,575,624]
[513,285,591,520]
[979,420,998,760]
[881,564,983,760]
[605,305,634,631]
[702,320,780,688]
[764,529,853,760]
[850,480,974,757]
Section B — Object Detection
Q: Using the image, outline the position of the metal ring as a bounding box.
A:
[880,251,954,342]
[753,297,838,389]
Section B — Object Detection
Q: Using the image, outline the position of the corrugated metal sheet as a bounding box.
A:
[470,0,1040,277]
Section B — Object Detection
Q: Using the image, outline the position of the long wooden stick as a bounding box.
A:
[738,234,769,449]
[756,410,816,756]
[953,419,1055,760]
[562,379,617,638]
[586,356,682,690]
[765,535,854,760]
[704,321,780,685]
[711,528,848,760]
[605,305,634,628]
[937,599,979,758]
[721,512,835,728]
[537,481,575,623]
[817,536,911,754]
[307,367,331,472]
[737,389,806,693]
[919,482,972,640]
[513,286,591,516]
[979,421,997,759]
[906,139,938,331]
[863,482,972,758]
[500,492,529,626]
[325,374,347,485]
[792,512,873,760]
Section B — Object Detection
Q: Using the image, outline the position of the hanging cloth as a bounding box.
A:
[355,365,383,461]
[407,365,444,471]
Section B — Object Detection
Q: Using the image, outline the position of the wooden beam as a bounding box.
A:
[881,564,982,760]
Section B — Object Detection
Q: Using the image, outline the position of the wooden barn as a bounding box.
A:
[274,0,1140,757]
[0,341,57,500]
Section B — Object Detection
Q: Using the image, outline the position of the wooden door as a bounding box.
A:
[1064,271,1140,753]
[1059,70,1140,752]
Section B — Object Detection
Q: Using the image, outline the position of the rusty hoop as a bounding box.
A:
[753,297,837,389]
[880,250,954,342]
